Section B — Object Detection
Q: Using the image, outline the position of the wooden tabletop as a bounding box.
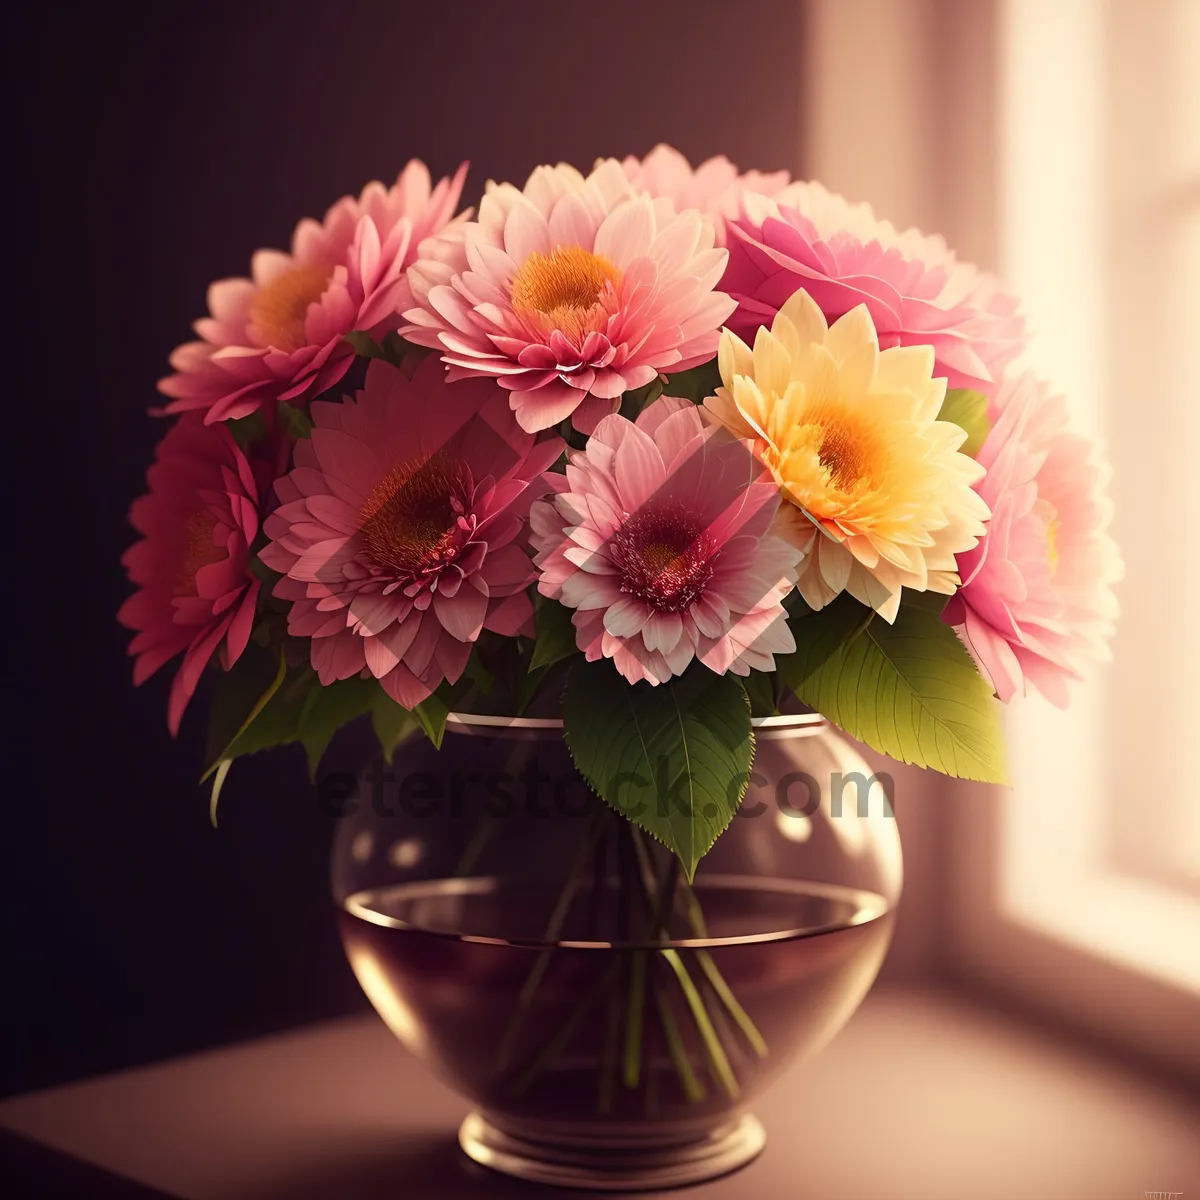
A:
[2,986,1197,1199]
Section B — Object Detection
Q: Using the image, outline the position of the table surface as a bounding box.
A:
[2,986,1197,1200]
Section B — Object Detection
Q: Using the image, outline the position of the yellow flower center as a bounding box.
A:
[771,403,885,511]
[176,510,223,595]
[510,246,622,341]
[357,455,470,578]
[249,265,333,352]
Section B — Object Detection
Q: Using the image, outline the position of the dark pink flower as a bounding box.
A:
[260,357,562,707]
[944,373,1122,706]
[722,184,1027,394]
[159,161,468,423]
[119,417,261,733]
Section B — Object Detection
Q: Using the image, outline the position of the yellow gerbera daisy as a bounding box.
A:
[704,289,990,621]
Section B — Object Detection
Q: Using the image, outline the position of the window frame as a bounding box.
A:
[945,0,1200,1081]
[804,0,1200,1081]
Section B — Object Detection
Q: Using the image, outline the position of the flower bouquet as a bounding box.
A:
[121,145,1121,1189]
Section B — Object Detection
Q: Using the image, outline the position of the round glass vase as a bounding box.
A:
[331,711,902,1192]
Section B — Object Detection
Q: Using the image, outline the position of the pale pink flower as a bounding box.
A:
[621,143,791,244]
[402,160,736,435]
[531,396,800,685]
[722,183,1027,394]
[159,160,468,424]
[119,417,261,734]
[943,372,1122,706]
[260,356,562,708]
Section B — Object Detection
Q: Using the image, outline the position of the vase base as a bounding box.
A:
[458,1110,766,1192]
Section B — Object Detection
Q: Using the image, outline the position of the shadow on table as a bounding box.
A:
[0,1130,175,1199]
[237,1132,596,1200]
[1,1127,599,1200]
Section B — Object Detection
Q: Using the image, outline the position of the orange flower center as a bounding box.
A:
[248,265,333,352]
[772,403,885,511]
[816,419,872,490]
[510,246,622,341]
[176,510,223,595]
[357,455,471,578]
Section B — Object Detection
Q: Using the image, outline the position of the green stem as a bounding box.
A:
[453,736,530,877]
[510,963,616,1096]
[630,830,766,1079]
[619,825,647,1090]
[660,949,740,1101]
[587,818,609,940]
[624,837,711,1106]
[452,811,499,877]
[650,964,706,1104]
[693,950,769,1059]
[598,954,623,1114]
[678,875,769,1059]
[622,950,647,1089]
[496,808,606,1072]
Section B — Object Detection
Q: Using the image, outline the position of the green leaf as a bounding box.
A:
[344,330,417,366]
[205,649,377,783]
[902,589,951,616]
[777,595,1008,783]
[516,598,582,714]
[246,552,280,590]
[783,589,815,620]
[462,646,495,696]
[938,388,991,457]
[277,402,313,439]
[782,593,877,675]
[203,646,292,824]
[620,375,665,419]
[662,359,721,405]
[529,598,581,672]
[743,670,778,717]
[371,692,418,763]
[227,410,268,452]
[295,675,378,778]
[344,330,384,358]
[411,684,454,749]
[562,662,755,880]
[209,759,234,827]
[203,645,288,780]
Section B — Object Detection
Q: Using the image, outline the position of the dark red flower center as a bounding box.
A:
[357,454,474,581]
[610,503,716,613]
[175,509,224,595]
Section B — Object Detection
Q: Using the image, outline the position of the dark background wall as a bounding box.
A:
[8,0,806,1097]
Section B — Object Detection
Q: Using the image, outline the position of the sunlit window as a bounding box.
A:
[998,0,1200,993]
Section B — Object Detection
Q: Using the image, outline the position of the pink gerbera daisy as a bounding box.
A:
[621,143,791,244]
[530,395,800,685]
[943,372,1122,706]
[159,160,468,424]
[722,183,1027,394]
[119,417,262,734]
[260,356,562,708]
[402,160,736,435]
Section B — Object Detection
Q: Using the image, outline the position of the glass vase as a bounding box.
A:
[331,711,902,1191]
